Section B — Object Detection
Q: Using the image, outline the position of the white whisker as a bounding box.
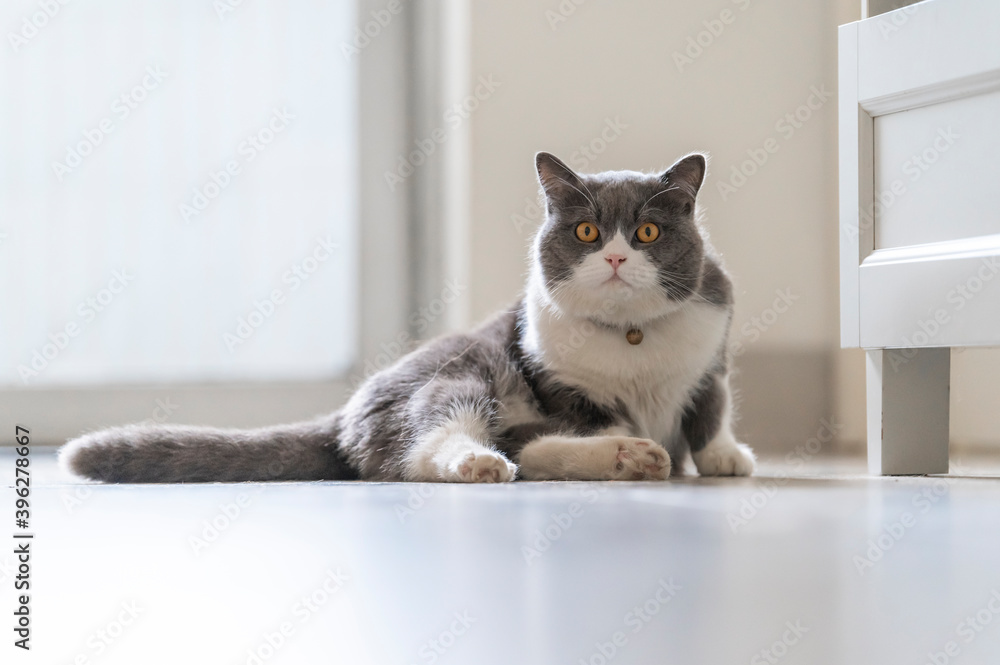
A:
[554,176,596,209]
[637,186,680,218]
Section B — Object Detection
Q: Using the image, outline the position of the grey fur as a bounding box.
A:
[60,152,737,483]
[64,417,356,482]
[682,372,727,453]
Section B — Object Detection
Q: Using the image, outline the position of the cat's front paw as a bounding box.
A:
[447,449,518,483]
[608,438,671,481]
[692,440,755,477]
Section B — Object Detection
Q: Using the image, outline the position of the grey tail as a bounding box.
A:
[59,414,358,483]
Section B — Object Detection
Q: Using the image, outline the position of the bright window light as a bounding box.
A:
[0,0,358,386]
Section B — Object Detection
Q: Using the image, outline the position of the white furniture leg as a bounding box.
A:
[865,348,950,475]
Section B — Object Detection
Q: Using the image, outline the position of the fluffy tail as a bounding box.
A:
[59,414,357,483]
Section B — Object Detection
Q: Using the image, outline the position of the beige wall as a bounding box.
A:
[457,0,1000,454]
[459,0,852,453]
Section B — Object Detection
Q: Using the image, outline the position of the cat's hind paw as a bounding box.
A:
[448,449,518,483]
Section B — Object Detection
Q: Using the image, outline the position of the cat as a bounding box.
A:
[60,151,756,483]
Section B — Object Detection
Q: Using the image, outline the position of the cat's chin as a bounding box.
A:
[601,275,632,288]
[542,287,684,328]
[583,301,685,329]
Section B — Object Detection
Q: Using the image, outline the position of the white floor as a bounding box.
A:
[5,448,1000,665]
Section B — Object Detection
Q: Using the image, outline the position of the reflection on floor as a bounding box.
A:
[6,447,1000,665]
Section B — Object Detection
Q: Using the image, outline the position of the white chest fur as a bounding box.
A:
[523,295,730,445]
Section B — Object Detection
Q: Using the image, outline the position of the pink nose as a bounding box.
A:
[605,254,626,270]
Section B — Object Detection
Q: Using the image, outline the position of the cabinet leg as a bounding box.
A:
[865,348,950,475]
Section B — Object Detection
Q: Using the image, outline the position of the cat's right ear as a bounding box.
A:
[535,152,586,203]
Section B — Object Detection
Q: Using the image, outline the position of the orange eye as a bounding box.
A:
[636,222,659,243]
[575,222,599,243]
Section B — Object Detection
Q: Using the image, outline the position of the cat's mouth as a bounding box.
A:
[604,274,631,286]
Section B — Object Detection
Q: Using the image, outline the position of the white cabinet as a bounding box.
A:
[839,0,1000,474]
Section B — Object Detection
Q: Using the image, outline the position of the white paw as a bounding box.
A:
[447,449,518,483]
[693,441,756,477]
[607,438,671,481]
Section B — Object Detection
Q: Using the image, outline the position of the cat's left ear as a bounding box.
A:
[660,153,707,201]
[535,152,587,203]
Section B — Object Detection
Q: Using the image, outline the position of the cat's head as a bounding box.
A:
[530,152,713,326]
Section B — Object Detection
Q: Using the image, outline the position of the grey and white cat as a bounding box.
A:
[61,152,755,483]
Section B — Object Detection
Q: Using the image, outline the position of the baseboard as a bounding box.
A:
[5,352,837,450]
[0,381,353,446]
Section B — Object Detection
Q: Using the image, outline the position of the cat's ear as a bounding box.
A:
[535,152,586,202]
[660,153,707,200]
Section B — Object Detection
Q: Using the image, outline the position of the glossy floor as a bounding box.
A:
[6,449,1000,665]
